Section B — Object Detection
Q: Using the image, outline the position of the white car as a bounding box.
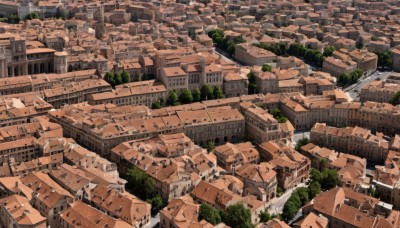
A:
[378,72,382,75]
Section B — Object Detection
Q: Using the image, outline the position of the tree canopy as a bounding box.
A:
[179,88,193,104]
[295,137,310,151]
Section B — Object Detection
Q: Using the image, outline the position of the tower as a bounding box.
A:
[0,47,7,78]
[53,51,68,74]
[95,5,105,40]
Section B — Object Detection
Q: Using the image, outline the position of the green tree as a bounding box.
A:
[147,195,164,215]
[121,71,129,83]
[321,169,339,190]
[151,101,161,109]
[307,181,321,199]
[213,86,224,99]
[259,210,271,223]
[114,72,122,85]
[247,71,258,94]
[201,85,214,100]
[193,88,201,102]
[221,203,253,228]
[262,64,272,72]
[323,46,336,57]
[167,91,180,106]
[134,72,141,81]
[104,72,115,87]
[125,166,155,199]
[309,168,322,183]
[179,88,193,104]
[368,186,376,197]
[25,12,40,20]
[375,51,392,70]
[356,40,363,49]
[295,137,310,151]
[288,191,302,208]
[282,201,298,222]
[390,91,400,105]
[207,140,215,152]
[199,204,222,225]
[296,187,309,205]
[7,15,20,24]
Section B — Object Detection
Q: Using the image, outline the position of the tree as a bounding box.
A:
[356,40,364,49]
[114,72,122,85]
[201,85,214,100]
[296,187,309,205]
[125,166,155,200]
[151,101,161,109]
[295,137,310,151]
[375,51,393,70]
[282,201,298,222]
[104,72,115,87]
[321,169,339,190]
[179,88,193,104]
[134,72,141,81]
[262,64,272,72]
[121,71,129,83]
[323,46,336,57]
[390,91,400,105]
[307,181,321,199]
[167,91,180,106]
[193,88,201,102]
[221,203,253,228]
[25,12,40,20]
[288,191,302,208]
[147,195,164,215]
[309,168,322,183]
[247,71,258,94]
[259,210,271,223]
[368,186,376,197]
[7,15,20,24]
[199,204,222,225]
[207,140,215,152]
[213,86,224,99]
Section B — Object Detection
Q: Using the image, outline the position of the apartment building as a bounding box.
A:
[49,103,245,156]
[310,123,389,163]
[87,80,167,107]
[279,94,400,136]
[302,187,397,228]
[160,195,215,228]
[43,79,112,108]
[235,43,276,66]
[21,172,75,227]
[160,67,188,92]
[360,80,400,103]
[0,37,56,77]
[240,102,294,144]
[392,47,400,72]
[300,143,368,191]
[0,69,98,96]
[191,179,266,224]
[213,142,260,172]
[88,184,151,228]
[223,72,248,97]
[110,137,219,200]
[322,56,357,77]
[0,195,47,228]
[58,201,131,228]
[259,140,311,190]
[235,162,277,202]
[0,96,52,127]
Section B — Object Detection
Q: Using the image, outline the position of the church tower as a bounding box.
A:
[95,5,105,39]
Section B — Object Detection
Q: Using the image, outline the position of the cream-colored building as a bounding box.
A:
[322,56,357,77]
[87,80,167,107]
[235,43,276,66]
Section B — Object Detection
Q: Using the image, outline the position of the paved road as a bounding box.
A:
[345,71,392,101]
[292,131,310,148]
[149,213,160,228]
[214,48,244,67]
[266,183,307,215]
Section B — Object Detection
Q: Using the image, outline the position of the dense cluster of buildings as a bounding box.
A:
[0,0,399,227]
